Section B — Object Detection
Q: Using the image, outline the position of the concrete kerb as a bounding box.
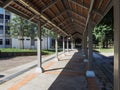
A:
[0,51,64,84]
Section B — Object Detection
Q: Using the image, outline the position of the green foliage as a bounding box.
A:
[93,8,113,49]
[10,15,28,38]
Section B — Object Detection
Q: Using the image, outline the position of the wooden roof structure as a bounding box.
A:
[0,0,112,39]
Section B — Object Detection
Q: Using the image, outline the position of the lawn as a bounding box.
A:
[0,48,37,52]
[94,48,114,53]
[0,48,62,55]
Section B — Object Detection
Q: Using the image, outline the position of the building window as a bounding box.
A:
[0,39,3,45]
[0,14,4,23]
[0,25,3,30]
[5,15,10,19]
[6,39,10,45]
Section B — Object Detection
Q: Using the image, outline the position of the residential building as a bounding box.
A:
[0,8,11,48]
[0,8,52,49]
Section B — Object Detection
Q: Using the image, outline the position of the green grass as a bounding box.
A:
[0,48,37,52]
[94,48,114,53]
[0,48,62,55]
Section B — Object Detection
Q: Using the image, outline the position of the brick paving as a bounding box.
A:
[0,56,37,72]
[0,50,100,90]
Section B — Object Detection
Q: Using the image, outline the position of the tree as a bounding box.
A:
[10,15,38,49]
[26,22,37,49]
[93,8,113,49]
[93,25,112,49]
[10,15,29,49]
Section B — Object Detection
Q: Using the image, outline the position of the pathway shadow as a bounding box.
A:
[0,75,5,78]
[47,49,88,90]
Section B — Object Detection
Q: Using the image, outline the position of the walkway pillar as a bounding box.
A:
[88,24,94,70]
[114,0,120,90]
[63,36,65,53]
[67,37,69,52]
[54,35,58,61]
[83,31,88,58]
[71,37,74,50]
[36,19,43,73]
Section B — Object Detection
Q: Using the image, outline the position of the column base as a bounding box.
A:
[62,53,65,57]
[84,59,89,62]
[86,70,95,77]
[35,67,43,73]
[82,54,86,58]
[53,57,59,61]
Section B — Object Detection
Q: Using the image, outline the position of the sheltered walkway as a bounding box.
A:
[0,0,120,90]
[0,50,99,90]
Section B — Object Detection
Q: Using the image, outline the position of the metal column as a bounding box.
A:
[114,0,120,90]
[36,19,43,73]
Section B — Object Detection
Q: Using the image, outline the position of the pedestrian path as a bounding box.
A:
[0,50,100,90]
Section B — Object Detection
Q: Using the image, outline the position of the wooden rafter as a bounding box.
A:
[2,0,13,8]
[41,0,61,13]
[17,0,68,36]
[51,10,67,21]
[68,0,102,16]
[68,10,87,20]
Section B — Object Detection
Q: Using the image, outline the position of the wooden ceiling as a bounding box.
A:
[0,0,112,39]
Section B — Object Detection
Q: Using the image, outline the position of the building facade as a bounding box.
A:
[12,36,52,49]
[0,8,11,48]
[0,8,52,49]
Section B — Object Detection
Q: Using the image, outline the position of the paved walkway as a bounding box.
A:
[0,50,99,90]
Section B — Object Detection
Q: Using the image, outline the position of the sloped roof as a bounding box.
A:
[0,0,112,39]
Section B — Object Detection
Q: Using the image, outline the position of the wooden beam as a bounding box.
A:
[2,0,13,8]
[96,0,112,26]
[72,18,86,26]
[68,10,87,20]
[84,0,95,34]
[51,10,67,21]
[41,0,61,13]
[29,15,37,21]
[73,24,85,30]
[17,0,68,36]
[72,32,82,35]
[6,6,30,20]
[68,0,102,16]
[58,17,71,26]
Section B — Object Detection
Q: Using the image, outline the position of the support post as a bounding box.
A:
[63,36,65,53]
[67,37,69,52]
[114,0,120,90]
[88,23,94,70]
[84,31,88,58]
[36,19,43,73]
[54,35,58,61]
[71,37,74,50]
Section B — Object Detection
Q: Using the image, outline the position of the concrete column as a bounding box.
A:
[84,31,88,58]
[63,37,65,53]
[88,24,93,70]
[71,37,74,50]
[67,37,69,52]
[55,35,58,61]
[114,0,120,90]
[36,19,43,73]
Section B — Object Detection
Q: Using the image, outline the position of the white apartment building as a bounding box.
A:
[0,8,11,48]
[0,8,52,49]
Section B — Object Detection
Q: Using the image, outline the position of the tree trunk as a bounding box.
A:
[21,37,24,49]
[31,38,35,49]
